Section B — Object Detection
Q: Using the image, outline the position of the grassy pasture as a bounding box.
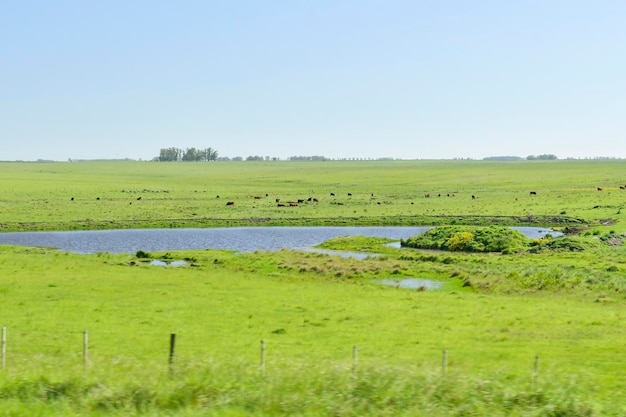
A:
[1,159,626,415]
[0,159,625,231]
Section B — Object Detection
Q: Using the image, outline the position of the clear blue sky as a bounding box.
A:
[2,1,625,161]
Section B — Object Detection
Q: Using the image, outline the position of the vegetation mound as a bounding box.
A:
[401,226,530,254]
[529,236,602,252]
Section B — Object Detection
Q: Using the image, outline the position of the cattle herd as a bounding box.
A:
[68,184,626,208]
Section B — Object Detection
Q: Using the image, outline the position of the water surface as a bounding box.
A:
[374,278,444,290]
[0,226,558,254]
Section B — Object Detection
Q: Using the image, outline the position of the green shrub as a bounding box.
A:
[529,236,601,252]
[135,250,150,259]
[402,226,530,254]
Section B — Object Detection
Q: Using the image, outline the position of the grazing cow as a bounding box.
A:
[276,198,280,203]
[337,202,344,205]
[330,192,335,196]
[424,194,430,198]
[298,199,305,204]
[289,203,298,207]
[312,198,319,202]
[96,197,100,200]
[137,197,142,200]
[348,193,352,196]
[226,201,234,206]
[597,187,603,191]
[216,195,220,199]
[277,203,285,207]
[620,186,625,190]
[254,196,262,199]
[472,195,475,200]
[70,197,74,201]
[530,191,537,196]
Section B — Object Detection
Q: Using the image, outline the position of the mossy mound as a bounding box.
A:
[401,226,530,254]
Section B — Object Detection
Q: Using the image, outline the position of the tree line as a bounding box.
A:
[158,147,219,162]
[483,154,558,161]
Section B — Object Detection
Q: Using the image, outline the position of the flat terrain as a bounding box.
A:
[1,159,625,416]
[0,159,624,231]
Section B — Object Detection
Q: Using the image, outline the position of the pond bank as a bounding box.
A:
[0,214,586,233]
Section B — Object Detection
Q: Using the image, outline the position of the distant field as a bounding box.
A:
[1,159,626,416]
[0,159,625,231]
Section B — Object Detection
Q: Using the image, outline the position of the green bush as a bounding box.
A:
[402,226,530,254]
[529,236,601,252]
[135,250,150,259]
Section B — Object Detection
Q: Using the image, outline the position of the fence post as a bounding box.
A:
[169,333,176,373]
[260,339,266,374]
[352,345,358,377]
[442,349,448,376]
[1,327,5,370]
[533,355,540,389]
[83,330,88,366]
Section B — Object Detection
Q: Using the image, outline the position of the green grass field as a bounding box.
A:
[1,159,624,231]
[1,160,626,415]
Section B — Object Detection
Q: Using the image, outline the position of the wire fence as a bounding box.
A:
[2,326,625,387]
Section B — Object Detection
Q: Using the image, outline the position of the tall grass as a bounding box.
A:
[0,359,615,416]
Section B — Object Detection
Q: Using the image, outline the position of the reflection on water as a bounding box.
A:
[0,226,560,255]
[374,278,443,290]
[149,260,188,266]
[0,226,432,254]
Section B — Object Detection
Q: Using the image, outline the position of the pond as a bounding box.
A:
[149,260,188,267]
[0,226,559,254]
[373,278,444,290]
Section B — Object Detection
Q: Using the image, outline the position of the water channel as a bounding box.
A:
[0,226,558,254]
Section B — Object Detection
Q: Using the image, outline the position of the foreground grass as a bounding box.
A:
[1,239,626,415]
[0,361,610,416]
